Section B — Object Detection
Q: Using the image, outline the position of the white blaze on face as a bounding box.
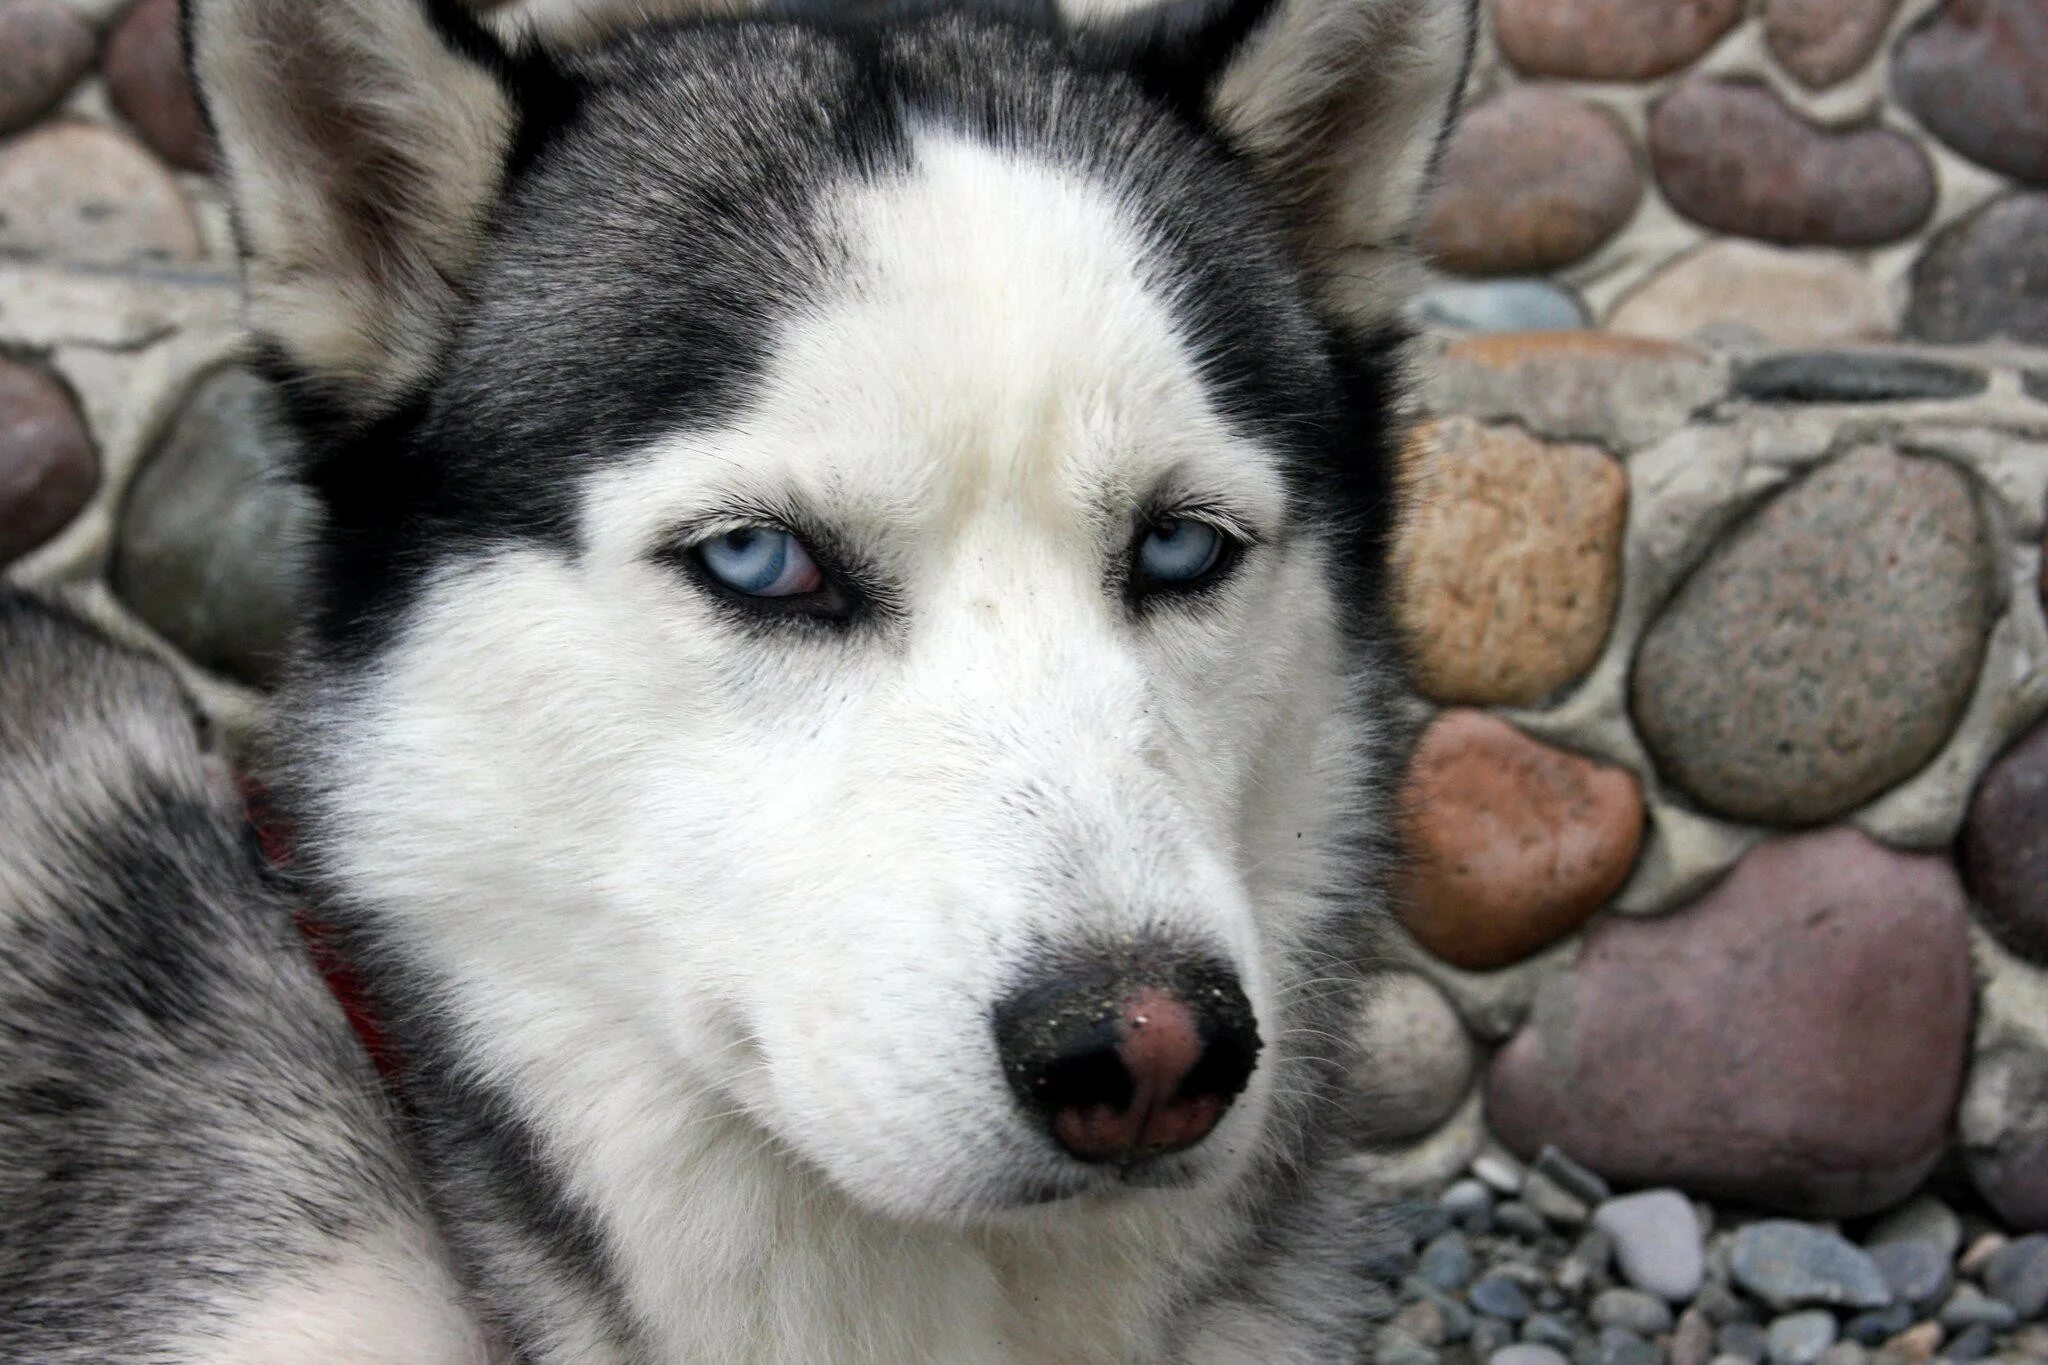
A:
[323,132,1358,1222]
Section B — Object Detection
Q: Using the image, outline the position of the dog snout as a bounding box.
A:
[993,956,1260,1165]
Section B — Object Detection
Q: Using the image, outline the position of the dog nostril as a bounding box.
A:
[995,961,1260,1165]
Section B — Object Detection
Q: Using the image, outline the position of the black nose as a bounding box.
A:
[993,954,1260,1164]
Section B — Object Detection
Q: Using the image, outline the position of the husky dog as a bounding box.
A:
[0,0,1472,1356]
[0,592,492,1362]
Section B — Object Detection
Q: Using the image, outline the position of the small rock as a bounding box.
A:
[1632,447,1995,825]
[1721,1320,1772,1361]
[1491,1347,1569,1365]
[1473,1318,1515,1356]
[0,122,204,266]
[1595,1189,1707,1302]
[1673,1307,1717,1365]
[0,0,95,134]
[1493,0,1742,79]
[1938,1323,1993,1361]
[1396,1297,1451,1347]
[1905,193,2048,346]
[1346,972,1478,1144]
[1879,1321,1942,1360]
[111,367,313,685]
[1957,1235,2007,1280]
[1935,1286,2016,1332]
[1981,1234,2048,1318]
[101,0,212,172]
[1588,1329,1660,1365]
[1764,0,1898,89]
[1523,1170,1592,1229]
[1441,1178,1496,1232]
[1768,1310,1839,1365]
[1730,353,1986,404]
[1960,722,2048,966]
[1474,1150,1527,1196]
[1419,1232,1476,1293]
[1560,1228,1617,1296]
[1812,1347,1866,1365]
[0,358,97,567]
[1533,1147,1611,1205]
[1607,242,1893,346]
[1650,80,1934,247]
[1377,1325,1441,1365]
[1471,1274,1535,1323]
[1869,1241,1952,1312]
[1698,1282,1757,1325]
[1843,1304,1914,1346]
[1866,1197,1963,1260]
[1523,1313,1579,1350]
[1413,279,1589,335]
[1591,1289,1673,1336]
[1731,1222,1893,1312]
[1892,0,2048,187]
[1423,89,1641,275]
[1497,1202,1550,1242]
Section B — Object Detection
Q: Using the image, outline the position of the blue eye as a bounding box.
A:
[1137,518,1225,587]
[695,528,823,597]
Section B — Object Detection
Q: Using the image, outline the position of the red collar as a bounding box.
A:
[242,777,402,1082]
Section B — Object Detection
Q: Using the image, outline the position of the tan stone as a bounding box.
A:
[1880,1321,1943,1360]
[1433,331,1721,449]
[0,122,202,267]
[1398,710,1644,971]
[1394,417,1626,705]
[1607,242,1895,345]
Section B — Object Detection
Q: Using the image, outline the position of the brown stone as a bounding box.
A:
[1398,710,1644,972]
[0,0,95,135]
[1393,417,1627,706]
[0,121,202,265]
[1495,0,1743,80]
[0,357,97,565]
[1959,720,2048,966]
[1650,80,1935,246]
[102,0,211,173]
[1894,0,2048,187]
[1423,89,1641,276]
[1631,447,1994,825]
[1608,241,1894,345]
[1766,0,1900,89]
[1905,193,2048,346]
[1485,828,1974,1218]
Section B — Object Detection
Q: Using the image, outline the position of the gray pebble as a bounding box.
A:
[1671,1307,1716,1365]
[1937,1285,2017,1332]
[1841,1303,1913,1345]
[1533,1146,1613,1205]
[1442,1178,1496,1232]
[1766,1310,1837,1365]
[1418,1232,1475,1293]
[1594,1189,1707,1302]
[1473,1150,1525,1195]
[1982,1233,2048,1320]
[1865,1196,1962,1260]
[1412,278,1589,336]
[1696,1282,1758,1325]
[1489,1347,1569,1365]
[1730,1221,1892,1312]
[1941,1322,1994,1361]
[1591,1288,1674,1336]
[1587,1328,1660,1365]
[1375,1326,1440,1365]
[1472,1318,1516,1357]
[1718,1320,1770,1362]
[1869,1239,1953,1310]
[1558,1228,1615,1296]
[1496,1201,1550,1241]
[1470,1273,1534,1323]
[1521,1313,1578,1350]
[1812,1346,1868,1365]
[1523,1170,1591,1228]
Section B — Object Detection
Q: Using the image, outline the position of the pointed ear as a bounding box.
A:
[1082,0,1475,331]
[187,0,546,421]
[478,0,760,49]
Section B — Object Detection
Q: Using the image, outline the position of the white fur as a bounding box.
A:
[304,135,1366,1360]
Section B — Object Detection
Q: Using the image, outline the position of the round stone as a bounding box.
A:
[0,122,203,266]
[1960,720,2048,965]
[1592,1289,1673,1336]
[1906,193,2048,345]
[0,358,97,565]
[1608,241,1894,345]
[1423,89,1641,276]
[1650,80,1935,246]
[102,0,213,172]
[1865,1195,1962,1260]
[1593,1190,1706,1302]
[1893,0,2048,187]
[1631,446,1994,825]
[1767,1309,1841,1365]
[1344,972,1477,1144]
[1412,279,1589,335]
[1398,711,1643,971]
[0,0,94,134]
[1490,1347,1568,1365]
[1766,0,1900,89]
[1494,0,1743,79]
[1734,1223,1892,1312]
[110,367,313,684]
[1868,1240,1952,1311]
[1393,419,1627,706]
[1982,1235,2048,1320]
[1485,829,1974,1217]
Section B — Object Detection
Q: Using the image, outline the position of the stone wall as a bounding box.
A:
[1415,0,2048,348]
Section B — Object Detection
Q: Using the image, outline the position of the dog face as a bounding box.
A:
[190,0,1468,1222]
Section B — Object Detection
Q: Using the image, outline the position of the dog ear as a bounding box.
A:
[477,0,759,48]
[187,0,543,421]
[1080,0,1474,331]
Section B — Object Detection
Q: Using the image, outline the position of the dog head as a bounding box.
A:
[188,0,1468,1222]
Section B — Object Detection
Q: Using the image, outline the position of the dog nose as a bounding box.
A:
[994,959,1260,1164]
